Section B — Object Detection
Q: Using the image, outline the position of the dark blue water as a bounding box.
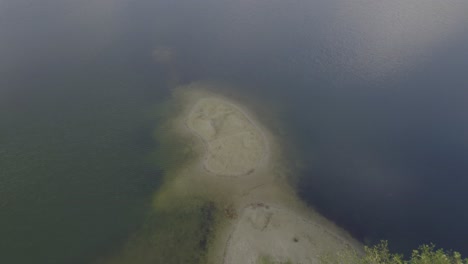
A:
[1,0,468,263]
[294,42,468,253]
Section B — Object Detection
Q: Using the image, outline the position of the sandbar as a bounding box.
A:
[177,87,362,264]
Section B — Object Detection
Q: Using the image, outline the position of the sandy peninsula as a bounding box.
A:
[169,85,363,264]
[98,85,363,264]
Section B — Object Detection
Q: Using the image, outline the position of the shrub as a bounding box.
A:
[321,241,467,264]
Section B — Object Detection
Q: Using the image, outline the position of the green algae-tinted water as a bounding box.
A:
[0,61,168,263]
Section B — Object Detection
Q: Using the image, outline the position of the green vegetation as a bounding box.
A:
[320,241,468,264]
[258,255,293,264]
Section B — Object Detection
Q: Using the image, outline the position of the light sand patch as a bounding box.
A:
[186,97,267,176]
[223,203,357,264]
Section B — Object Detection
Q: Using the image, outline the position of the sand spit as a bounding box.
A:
[170,84,363,264]
[93,84,363,264]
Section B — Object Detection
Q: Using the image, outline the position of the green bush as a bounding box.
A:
[321,241,467,264]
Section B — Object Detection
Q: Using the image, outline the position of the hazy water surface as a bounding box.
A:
[1,0,468,263]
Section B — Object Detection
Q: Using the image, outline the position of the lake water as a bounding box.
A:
[1,0,468,263]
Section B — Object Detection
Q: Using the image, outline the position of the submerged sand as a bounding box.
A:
[178,87,362,264]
